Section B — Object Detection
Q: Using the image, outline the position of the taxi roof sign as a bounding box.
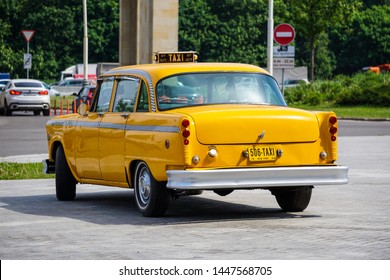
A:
[154,51,197,63]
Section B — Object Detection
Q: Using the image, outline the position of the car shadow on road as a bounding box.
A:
[0,189,321,226]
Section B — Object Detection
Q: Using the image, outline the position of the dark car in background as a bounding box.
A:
[58,78,85,87]
[73,85,96,112]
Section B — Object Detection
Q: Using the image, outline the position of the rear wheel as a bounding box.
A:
[134,161,170,217]
[33,111,40,116]
[4,102,12,116]
[43,108,50,116]
[214,189,234,196]
[55,145,77,200]
[272,186,312,212]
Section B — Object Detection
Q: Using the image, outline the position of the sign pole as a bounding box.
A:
[21,30,35,79]
[26,42,29,79]
[273,24,296,91]
[82,0,89,86]
[267,0,274,76]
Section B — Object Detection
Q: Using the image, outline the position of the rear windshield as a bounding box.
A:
[14,82,42,88]
[156,72,286,110]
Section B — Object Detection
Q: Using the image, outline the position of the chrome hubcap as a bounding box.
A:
[138,166,151,207]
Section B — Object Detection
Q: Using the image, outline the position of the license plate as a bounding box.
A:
[248,146,277,162]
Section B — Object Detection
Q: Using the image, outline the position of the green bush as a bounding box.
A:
[284,72,390,106]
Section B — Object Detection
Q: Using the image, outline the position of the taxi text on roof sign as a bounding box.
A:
[154,51,197,63]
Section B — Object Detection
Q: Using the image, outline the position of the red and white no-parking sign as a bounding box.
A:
[274,23,295,46]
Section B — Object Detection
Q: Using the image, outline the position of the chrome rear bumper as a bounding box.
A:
[166,165,349,190]
[10,103,50,110]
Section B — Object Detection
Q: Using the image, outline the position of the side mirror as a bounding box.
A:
[78,102,89,115]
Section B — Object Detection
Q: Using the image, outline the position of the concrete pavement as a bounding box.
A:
[0,154,47,163]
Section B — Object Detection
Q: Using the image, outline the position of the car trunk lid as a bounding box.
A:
[179,105,320,144]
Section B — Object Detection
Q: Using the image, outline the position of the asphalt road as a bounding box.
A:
[0,114,389,260]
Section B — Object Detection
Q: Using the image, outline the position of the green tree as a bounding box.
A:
[285,0,362,81]
[85,1,119,63]
[179,0,269,66]
[330,5,390,74]
[0,0,28,76]
[0,0,119,81]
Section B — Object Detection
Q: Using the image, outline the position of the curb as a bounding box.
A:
[0,154,47,163]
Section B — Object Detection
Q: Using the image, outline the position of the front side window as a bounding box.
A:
[156,73,286,110]
[92,78,114,113]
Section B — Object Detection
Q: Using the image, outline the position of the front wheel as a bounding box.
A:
[134,161,170,217]
[271,186,313,212]
[55,145,77,200]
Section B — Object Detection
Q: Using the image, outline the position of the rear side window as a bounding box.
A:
[113,77,140,112]
[136,81,150,112]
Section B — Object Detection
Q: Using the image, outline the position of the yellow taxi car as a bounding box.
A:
[44,52,348,217]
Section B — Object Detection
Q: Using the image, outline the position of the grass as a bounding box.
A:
[0,162,55,180]
[291,105,390,119]
[50,95,77,110]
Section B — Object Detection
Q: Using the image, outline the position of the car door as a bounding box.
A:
[74,77,114,180]
[99,76,140,183]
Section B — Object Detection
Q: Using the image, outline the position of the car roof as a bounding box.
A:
[102,62,270,81]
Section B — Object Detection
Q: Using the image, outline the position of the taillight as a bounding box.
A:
[329,116,338,141]
[329,116,337,125]
[329,126,337,134]
[38,90,49,95]
[182,119,190,128]
[181,119,190,145]
[10,90,22,95]
[182,129,190,138]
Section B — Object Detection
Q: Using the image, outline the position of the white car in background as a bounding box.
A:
[0,79,51,116]
[0,79,11,91]
[43,82,60,96]
[281,79,309,89]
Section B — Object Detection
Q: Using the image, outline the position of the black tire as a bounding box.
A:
[272,186,313,212]
[213,189,234,196]
[134,161,170,217]
[33,111,40,116]
[43,108,50,116]
[4,102,12,116]
[55,145,77,200]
